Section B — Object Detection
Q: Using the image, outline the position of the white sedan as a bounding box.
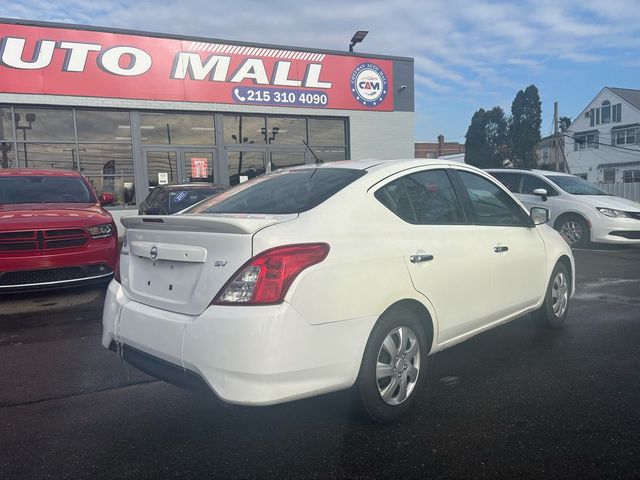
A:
[103,160,574,422]
[487,169,640,247]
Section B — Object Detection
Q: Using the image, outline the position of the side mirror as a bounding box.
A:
[531,207,550,225]
[532,188,548,201]
[99,192,115,205]
[144,206,160,215]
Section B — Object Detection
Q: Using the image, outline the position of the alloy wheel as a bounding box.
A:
[376,326,421,405]
[551,271,569,317]
[560,220,583,246]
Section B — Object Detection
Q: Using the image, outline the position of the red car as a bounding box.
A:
[0,169,118,291]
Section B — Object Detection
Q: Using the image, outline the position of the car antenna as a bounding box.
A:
[302,140,322,164]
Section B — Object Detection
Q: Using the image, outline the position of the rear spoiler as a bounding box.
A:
[121,213,297,235]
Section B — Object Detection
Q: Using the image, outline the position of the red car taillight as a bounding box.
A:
[212,243,330,306]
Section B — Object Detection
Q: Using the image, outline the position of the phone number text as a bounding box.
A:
[232,87,329,107]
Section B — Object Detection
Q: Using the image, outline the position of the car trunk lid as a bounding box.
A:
[119,214,296,315]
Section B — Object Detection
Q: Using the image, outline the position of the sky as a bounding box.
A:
[3,0,640,143]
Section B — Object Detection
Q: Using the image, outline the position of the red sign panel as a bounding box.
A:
[191,157,208,178]
[0,23,394,111]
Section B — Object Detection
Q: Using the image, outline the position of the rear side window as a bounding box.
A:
[186,168,365,215]
[169,189,226,213]
[375,169,465,224]
[490,172,522,193]
[457,171,530,227]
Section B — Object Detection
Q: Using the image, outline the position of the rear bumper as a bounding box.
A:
[102,280,376,405]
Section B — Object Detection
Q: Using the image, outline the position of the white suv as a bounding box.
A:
[487,169,640,247]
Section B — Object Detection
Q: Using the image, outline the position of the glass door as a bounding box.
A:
[227,151,267,186]
[182,150,215,184]
[144,149,178,191]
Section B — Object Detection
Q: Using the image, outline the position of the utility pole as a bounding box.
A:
[553,101,559,171]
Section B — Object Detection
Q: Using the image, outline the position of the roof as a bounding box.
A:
[608,87,640,111]
[486,168,574,177]
[0,17,413,63]
[0,169,81,177]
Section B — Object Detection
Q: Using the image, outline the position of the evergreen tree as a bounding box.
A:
[509,85,542,168]
[559,116,572,132]
[464,107,508,168]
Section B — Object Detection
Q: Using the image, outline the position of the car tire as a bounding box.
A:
[556,215,589,248]
[356,306,427,423]
[535,262,571,328]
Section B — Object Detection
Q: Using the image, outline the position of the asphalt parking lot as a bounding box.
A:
[1,246,639,479]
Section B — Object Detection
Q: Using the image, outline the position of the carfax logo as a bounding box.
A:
[350,63,388,107]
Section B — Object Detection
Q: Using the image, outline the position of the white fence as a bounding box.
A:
[597,183,640,203]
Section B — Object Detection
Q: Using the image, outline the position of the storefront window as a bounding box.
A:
[266,117,306,144]
[76,110,132,143]
[12,108,74,142]
[308,118,346,146]
[17,143,77,170]
[1,107,13,141]
[311,147,348,163]
[140,113,215,145]
[79,144,135,206]
[223,115,266,144]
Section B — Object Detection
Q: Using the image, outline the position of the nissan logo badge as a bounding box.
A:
[150,246,158,260]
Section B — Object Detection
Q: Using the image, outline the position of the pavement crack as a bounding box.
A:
[0,380,159,410]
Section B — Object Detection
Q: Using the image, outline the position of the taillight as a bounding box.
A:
[213,243,330,305]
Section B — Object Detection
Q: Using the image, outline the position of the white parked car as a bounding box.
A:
[487,169,640,247]
[103,160,574,422]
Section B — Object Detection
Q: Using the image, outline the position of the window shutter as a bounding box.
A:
[590,109,595,127]
[616,103,622,122]
[595,108,600,125]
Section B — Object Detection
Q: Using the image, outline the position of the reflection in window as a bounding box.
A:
[223,115,266,144]
[266,117,306,144]
[310,148,347,163]
[227,151,266,186]
[76,110,132,143]
[375,170,464,224]
[458,171,529,226]
[17,143,77,170]
[79,144,135,206]
[140,113,215,145]
[12,108,74,142]
[0,107,14,169]
[146,151,178,188]
[1,107,13,141]
[308,118,346,145]
[270,152,305,171]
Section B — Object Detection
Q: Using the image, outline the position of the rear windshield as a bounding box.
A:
[185,168,365,215]
[0,176,95,204]
[169,188,226,213]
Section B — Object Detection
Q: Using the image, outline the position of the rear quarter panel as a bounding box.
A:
[251,180,436,328]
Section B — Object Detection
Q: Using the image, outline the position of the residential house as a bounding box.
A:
[535,135,565,171]
[566,87,640,184]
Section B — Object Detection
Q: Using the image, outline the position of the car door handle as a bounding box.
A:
[410,254,434,263]
[494,246,509,253]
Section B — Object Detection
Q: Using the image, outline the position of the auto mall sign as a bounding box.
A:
[0,23,394,111]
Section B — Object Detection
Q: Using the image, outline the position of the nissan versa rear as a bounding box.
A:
[103,160,574,422]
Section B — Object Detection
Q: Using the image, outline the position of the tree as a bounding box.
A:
[464,107,508,168]
[559,116,572,132]
[509,85,542,168]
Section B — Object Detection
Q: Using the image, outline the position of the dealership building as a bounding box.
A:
[0,18,415,216]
